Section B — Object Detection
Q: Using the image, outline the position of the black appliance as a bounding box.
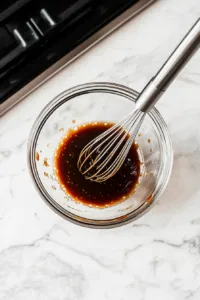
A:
[0,0,156,115]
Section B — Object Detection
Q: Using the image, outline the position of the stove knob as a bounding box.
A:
[7,21,39,48]
[30,8,56,36]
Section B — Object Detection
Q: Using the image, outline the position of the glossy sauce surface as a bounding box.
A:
[54,123,140,207]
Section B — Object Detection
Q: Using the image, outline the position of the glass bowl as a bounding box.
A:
[28,82,173,228]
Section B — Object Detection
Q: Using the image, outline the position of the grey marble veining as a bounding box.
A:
[1,0,200,299]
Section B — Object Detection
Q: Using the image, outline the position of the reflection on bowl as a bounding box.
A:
[28,82,173,228]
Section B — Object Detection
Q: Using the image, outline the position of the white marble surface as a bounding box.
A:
[1,0,200,299]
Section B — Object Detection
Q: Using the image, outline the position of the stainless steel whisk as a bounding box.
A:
[78,19,200,182]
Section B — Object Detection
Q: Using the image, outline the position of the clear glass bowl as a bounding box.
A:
[28,82,173,228]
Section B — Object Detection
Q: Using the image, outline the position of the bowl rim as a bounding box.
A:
[27,82,173,228]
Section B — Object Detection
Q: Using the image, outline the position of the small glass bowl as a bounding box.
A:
[28,82,173,228]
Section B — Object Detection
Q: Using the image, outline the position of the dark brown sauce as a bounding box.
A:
[54,122,141,207]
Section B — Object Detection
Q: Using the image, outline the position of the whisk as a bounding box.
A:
[78,19,200,182]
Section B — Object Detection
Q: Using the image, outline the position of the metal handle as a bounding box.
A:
[136,18,200,112]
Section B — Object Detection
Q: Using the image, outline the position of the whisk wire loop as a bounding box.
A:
[77,110,144,182]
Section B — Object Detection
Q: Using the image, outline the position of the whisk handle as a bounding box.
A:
[136,18,200,112]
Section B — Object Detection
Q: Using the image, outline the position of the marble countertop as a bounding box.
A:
[1,0,200,299]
